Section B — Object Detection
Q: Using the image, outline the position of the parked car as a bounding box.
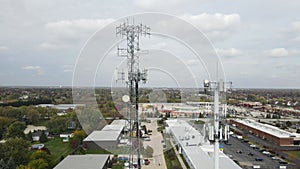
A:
[279,161,288,165]
[248,153,254,156]
[262,151,271,155]
[255,157,264,161]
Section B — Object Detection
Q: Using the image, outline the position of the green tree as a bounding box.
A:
[0,117,15,139]
[5,138,30,166]
[26,131,33,142]
[26,109,40,125]
[28,159,48,169]
[70,130,86,148]
[7,157,16,169]
[46,116,67,134]
[0,159,7,169]
[30,150,51,165]
[16,165,27,169]
[5,122,26,139]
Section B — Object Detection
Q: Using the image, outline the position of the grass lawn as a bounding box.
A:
[44,137,73,167]
[284,151,300,160]
[163,148,183,169]
[191,120,205,125]
[112,163,123,169]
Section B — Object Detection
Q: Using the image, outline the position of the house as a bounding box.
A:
[54,154,110,169]
[31,130,49,142]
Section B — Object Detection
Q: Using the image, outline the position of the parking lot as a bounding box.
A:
[141,119,167,169]
[223,135,295,169]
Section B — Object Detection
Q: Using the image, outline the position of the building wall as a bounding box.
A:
[83,141,118,150]
[230,120,294,146]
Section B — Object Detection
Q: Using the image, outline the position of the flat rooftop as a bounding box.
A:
[101,124,124,132]
[166,119,241,169]
[234,119,300,138]
[110,119,127,126]
[54,154,109,169]
[83,130,120,141]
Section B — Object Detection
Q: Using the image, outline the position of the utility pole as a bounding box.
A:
[204,80,232,169]
[116,20,150,169]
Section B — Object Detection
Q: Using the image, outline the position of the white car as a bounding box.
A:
[272,156,280,160]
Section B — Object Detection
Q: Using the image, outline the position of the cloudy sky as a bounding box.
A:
[0,0,300,88]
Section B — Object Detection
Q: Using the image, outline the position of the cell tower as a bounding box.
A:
[116,20,150,169]
[204,80,232,169]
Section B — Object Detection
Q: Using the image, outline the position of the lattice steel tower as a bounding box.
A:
[116,20,150,169]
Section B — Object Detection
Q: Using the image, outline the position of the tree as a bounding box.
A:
[26,109,40,125]
[26,131,33,142]
[46,116,67,134]
[18,149,52,169]
[30,150,51,165]
[0,159,7,169]
[16,165,28,169]
[7,157,16,169]
[39,131,48,143]
[296,129,300,133]
[70,130,86,148]
[28,159,49,169]
[4,138,30,166]
[5,121,26,139]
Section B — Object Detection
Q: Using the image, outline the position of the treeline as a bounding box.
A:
[0,98,52,107]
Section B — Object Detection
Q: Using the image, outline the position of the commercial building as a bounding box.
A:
[54,154,110,169]
[165,119,241,169]
[36,104,85,111]
[83,120,125,150]
[230,119,300,146]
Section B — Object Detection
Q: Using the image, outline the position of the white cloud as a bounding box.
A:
[181,13,241,40]
[133,0,202,11]
[0,46,9,52]
[45,18,114,41]
[215,48,242,57]
[21,66,44,75]
[264,48,300,57]
[63,65,74,72]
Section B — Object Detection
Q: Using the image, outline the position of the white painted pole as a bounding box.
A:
[214,86,219,169]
